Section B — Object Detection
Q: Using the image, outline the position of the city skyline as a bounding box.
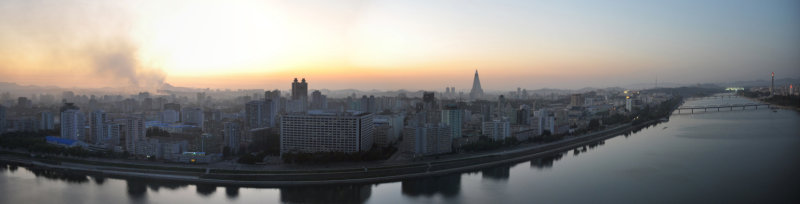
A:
[1,1,799,203]
[0,0,798,90]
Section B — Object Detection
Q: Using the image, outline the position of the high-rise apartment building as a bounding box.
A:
[90,110,107,144]
[290,78,309,112]
[39,111,54,130]
[311,90,327,110]
[181,107,204,127]
[402,123,452,156]
[105,123,122,147]
[61,108,85,140]
[441,104,463,139]
[224,122,242,153]
[246,100,271,129]
[280,111,374,155]
[483,119,511,141]
[125,117,145,152]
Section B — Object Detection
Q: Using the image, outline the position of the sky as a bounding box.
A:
[0,0,798,91]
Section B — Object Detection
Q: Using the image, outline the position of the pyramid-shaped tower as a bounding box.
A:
[469,70,484,100]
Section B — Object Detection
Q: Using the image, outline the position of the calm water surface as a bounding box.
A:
[2,96,799,203]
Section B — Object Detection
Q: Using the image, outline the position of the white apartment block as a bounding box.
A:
[280,111,374,155]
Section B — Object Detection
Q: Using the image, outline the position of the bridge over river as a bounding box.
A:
[675,103,772,114]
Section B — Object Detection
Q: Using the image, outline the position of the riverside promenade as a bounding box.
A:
[0,120,660,187]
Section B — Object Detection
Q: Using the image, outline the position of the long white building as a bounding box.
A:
[280,111,374,155]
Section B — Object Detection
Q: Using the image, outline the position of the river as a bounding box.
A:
[1,96,798,203]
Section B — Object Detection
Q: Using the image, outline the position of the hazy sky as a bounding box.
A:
[0,0,798,91]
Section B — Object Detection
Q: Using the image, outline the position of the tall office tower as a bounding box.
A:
[125,117,145,152]
[0,105,5,134]
[90,110,107,144]
[469,70,484,100]
[311,90,327,110]
[224,121,242,154]
[39,111,54,131]
[441,104,463,139]
[245,100,269,129]
[60,109,85,140]
[280,111,374,155]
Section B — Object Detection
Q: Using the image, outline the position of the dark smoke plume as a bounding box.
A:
[86,40,166,90]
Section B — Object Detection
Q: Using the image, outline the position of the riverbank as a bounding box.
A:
[738,91,800,111]
[0,118,664,187]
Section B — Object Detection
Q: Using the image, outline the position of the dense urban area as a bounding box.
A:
[0,71,797,176]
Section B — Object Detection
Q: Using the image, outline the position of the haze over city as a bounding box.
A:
[1,0,799,90]
[2,1,800,204]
